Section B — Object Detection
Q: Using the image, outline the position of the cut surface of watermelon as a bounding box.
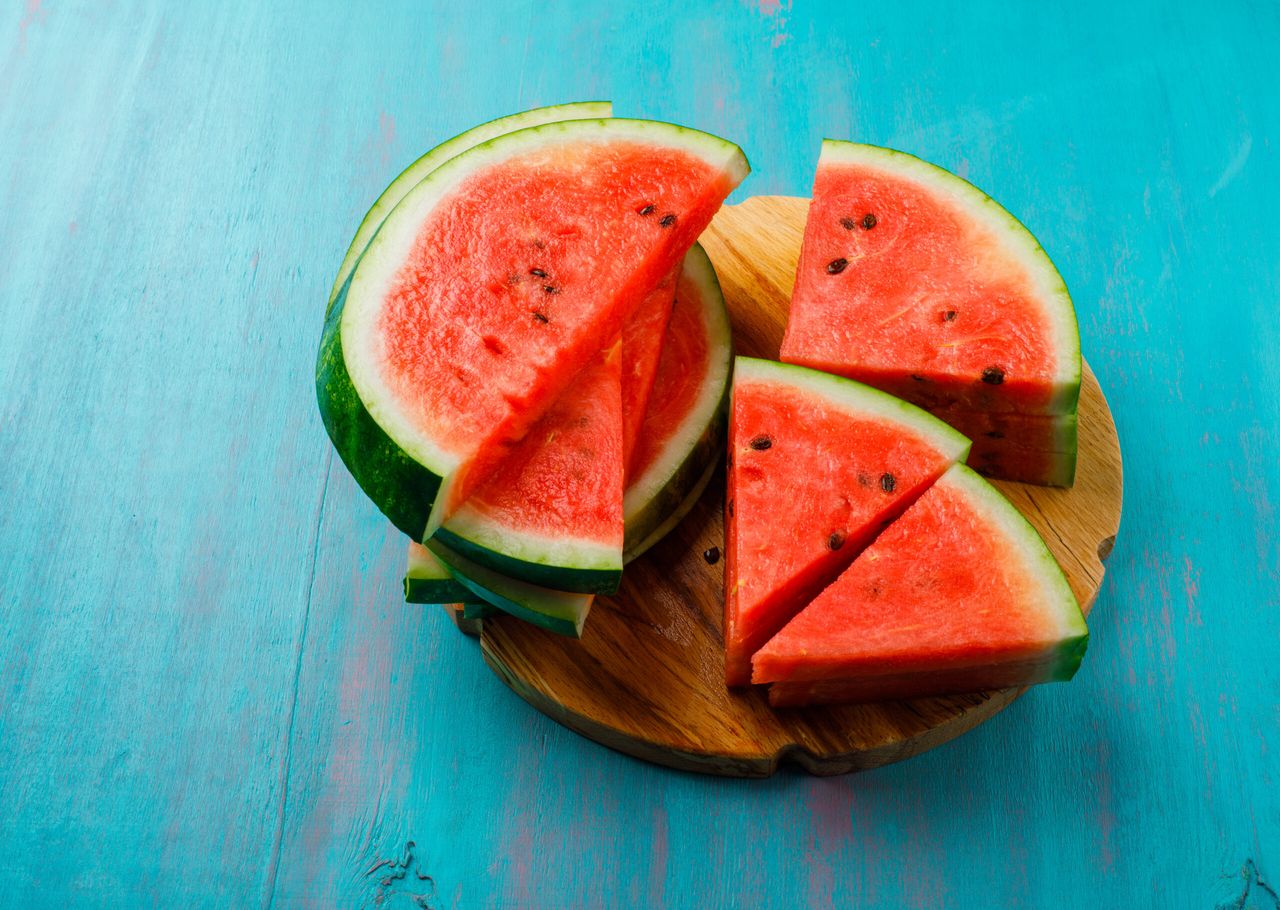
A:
[621,268,678,476]
[724,358,971,686]
[624,244,733,559]
[328,101,612,313]
[427,540,592,637]
[753,464,1086,706]
[318,118,748,540]
[780,141,1079,417]
[432,342,624,593]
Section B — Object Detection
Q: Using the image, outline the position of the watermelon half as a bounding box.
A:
[779,141,1080,417]
[318,118,749,541]
[724,358,971,686]
[328,101,612,315]
[432,342,625,593]
[754,464,1088,706]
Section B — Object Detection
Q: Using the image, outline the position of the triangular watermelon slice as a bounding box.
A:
[754,464,1088,706]
[724,358,971,686]
[318,118,748,541]
[432,342,625,593]
[621,267,678,477]
[779,141,1080,417]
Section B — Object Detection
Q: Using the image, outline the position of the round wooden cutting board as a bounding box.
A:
[469,195,1123,778]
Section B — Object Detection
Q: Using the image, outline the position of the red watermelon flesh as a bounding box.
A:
[437,341,624,591]
[753,464,1088,706]
[779,141,1080,417]
[342,121,748,534]
[724,358,970,686]
[621,267,678,478]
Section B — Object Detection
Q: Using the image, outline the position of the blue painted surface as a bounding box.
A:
[1,1,1276,906]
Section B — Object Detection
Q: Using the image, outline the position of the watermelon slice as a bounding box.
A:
[403,542,493,619]
[624,244,732,560]
[933,406,1077,486]
[724,358,971,686]
[328,101,612,314]
[318,118,749,540]
[753,464,1088,706]
[967,442,1077,488]
[779,141,1080,417]
[427,540,592,637]
[621,269,678,475]
[432,342,625,593]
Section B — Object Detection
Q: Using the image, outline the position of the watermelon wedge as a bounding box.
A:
[779,141,1080,417]
[403,542,493,619]
[318,118,749,540]
[624,244,732,560]
[328,101,612,314]
[724,358,971,686]
[432,342,625,594]
[754,464,1088,706]
[427,540,592,637]
[621,269,678,475]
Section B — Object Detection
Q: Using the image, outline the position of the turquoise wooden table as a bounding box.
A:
[3,2,1277,906]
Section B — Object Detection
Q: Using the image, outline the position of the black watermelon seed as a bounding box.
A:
[827,257,849,275]
[639,204,656,216]
[727,499,735,517]
[659,213,677,227]
[749,434,773,451]
[985,430,1005,439]
[532,311,549,324]
[840,216,856,230]
[981,366,1006,385]
[943,310,957,322]
[529,267,548,278]
[910,373,926,382]
[861,213,877,230]
[828,531,845,551]
[542,285,560,295]
[857,472,872,487]
[880,472,896,493]
[703,546,721,565]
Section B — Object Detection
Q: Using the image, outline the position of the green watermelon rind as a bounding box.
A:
[327,101,612,316]
[426,540,591,637]
[943,463,1089,678]
[323,117,750,540]
[432,521,621,595]
[623,243,733,559]
[732,357,975,465]
[403,543,489,610]
[623,454,719,563]
[819,140,1082,415]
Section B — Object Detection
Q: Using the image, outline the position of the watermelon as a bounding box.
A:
[724,358,971,686]
[780,141,1080,416]
[328,101,612,315]
[753,464,1088,706]
[432,342,625,593]
[621,269,678,475]
[967,441,1077,489]
[317,118,749,541]
[403,542,494,620]
[624,244,732,560]
[427,540,592,637]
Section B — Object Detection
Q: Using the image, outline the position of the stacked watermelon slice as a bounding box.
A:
[724,143,1090,705]
[317,102,744,636]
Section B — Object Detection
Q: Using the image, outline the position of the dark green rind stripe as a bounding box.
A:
[430,525,621,595]
[1051,632,1090,681]
[316,276,443,542]
[623,453,719,563]
[426,541,586,637]
[403,573,480,606]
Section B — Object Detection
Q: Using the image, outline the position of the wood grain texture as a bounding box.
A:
[477,195,1122,777]
[1,1,1277,907]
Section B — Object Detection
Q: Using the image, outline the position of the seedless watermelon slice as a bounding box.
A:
[754,464,1088,706]
[780,141,1080,416]
[328,101,612,313]
[433,342,625,593]
[724,359,971,686]
[318,118,748,540]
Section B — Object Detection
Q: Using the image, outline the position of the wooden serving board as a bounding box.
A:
[468,195,1123,778]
